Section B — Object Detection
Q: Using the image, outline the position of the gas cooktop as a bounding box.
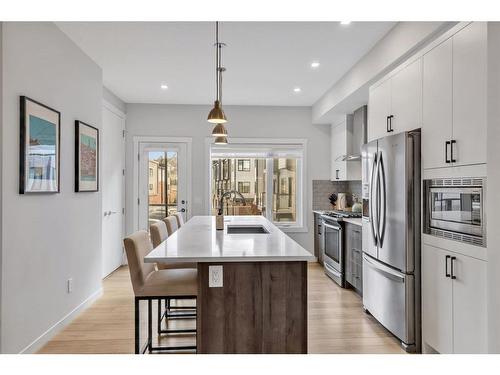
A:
[321,210,362,219]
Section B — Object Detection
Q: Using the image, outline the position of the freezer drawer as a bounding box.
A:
[363,254,415,345]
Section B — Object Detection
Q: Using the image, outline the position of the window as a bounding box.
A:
[237,159,251,171]
[149,184,153,191]
[149,168,153,177]
[238,181,251,194]
[209,140,305,231]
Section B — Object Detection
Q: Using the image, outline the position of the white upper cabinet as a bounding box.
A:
[368,58,422,142]
[452,22,487,167]
[422,22,487,170]
[391,59,423,134]
[330,115,361,181]
[368,79,391,142]
[422,38,453,169]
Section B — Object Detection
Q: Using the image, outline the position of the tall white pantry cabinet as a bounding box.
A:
[421,22,488,354]
[367,22,488,353]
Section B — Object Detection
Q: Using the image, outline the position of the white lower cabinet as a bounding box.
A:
[422,243,487,353]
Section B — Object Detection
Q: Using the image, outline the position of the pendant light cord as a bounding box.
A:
[215,21,219,102]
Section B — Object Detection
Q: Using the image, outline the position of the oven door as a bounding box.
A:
[322,220,342,272]
[428,187,483,237]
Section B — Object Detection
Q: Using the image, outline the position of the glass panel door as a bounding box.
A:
[139,142,187,231]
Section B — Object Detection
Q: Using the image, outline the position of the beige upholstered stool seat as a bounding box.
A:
[138,268,198,297]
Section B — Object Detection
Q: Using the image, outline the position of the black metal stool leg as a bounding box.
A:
[148,299,153,353]
[157,299,162,334]
[135,298,140,354]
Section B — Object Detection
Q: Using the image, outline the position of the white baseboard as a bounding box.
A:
[19,287,103,354]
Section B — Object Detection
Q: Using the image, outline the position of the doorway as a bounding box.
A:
[101,102,126,278]
[136,139,191,231]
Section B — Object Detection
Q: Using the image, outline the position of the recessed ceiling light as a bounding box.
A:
[311,61,320,69]
[160,84,168,90]
[293,87,301,93]
[340,21,351,25]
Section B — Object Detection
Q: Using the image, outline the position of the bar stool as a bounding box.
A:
[163,215,179,236]
[174,212,185,227]
[149,221,197,333]
[123,230,197,354]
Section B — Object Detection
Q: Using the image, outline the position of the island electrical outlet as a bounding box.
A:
[209,265,223,288]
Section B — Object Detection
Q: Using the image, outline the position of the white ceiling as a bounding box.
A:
[56,22,395,106]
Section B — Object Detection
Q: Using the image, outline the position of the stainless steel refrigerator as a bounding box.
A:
[361,130,421,352]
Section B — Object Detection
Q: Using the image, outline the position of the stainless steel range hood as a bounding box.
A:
[335,105,367,162]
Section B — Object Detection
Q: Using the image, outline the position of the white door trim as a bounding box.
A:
[132,136,192,232]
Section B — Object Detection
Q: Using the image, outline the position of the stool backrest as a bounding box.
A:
[123,230,155,295]
[163,215,179,236]
[174,212,185,227]
[150,220,169,248]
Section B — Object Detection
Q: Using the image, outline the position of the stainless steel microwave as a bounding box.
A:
[423,177,486,247]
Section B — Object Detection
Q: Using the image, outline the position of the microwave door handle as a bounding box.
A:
[378,152,386,248]
[369,153,378,246]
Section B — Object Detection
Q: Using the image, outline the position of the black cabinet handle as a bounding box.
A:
[445,141,451,163]
[388,115,394,132]
[450,140,457,163]
[336,169,339,180]
[445,255,451,278]
[318,225,322,235]
[451,256,457,279]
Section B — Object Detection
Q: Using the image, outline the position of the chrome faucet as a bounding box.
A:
[218,190,247,215]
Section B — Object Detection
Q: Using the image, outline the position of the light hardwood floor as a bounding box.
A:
[38,262,404,354]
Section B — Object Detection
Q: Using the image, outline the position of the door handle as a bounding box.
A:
[445,255,451,278]
[450,140,457,163]
[388,115,394,132]
[445,141,451,163]
[369,153,378,246]
[336,169,339,180]
[377,151,386,248]
[451,256,457,279]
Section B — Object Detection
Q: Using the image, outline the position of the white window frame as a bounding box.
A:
[205,137,307,233]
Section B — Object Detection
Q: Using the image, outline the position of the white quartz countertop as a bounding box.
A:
[145,215,315,263]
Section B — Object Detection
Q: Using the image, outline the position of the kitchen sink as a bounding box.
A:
[226,225,270,234]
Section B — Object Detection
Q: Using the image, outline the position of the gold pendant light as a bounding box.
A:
[212,123,228,137]
[208,22,227,124]
[214,136,228,145]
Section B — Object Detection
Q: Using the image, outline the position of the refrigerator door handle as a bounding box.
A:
[378,151,387,248]
[369,152,379,246]
[363,254,405,282]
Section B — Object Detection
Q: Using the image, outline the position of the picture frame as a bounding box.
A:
[75,120,99,192]
[19,96,61,194]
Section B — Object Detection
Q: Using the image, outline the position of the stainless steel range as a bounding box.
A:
[321,210,362,287]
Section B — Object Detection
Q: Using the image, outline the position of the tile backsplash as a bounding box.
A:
[312,180,362,211]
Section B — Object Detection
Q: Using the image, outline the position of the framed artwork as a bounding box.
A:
[20,96,61,194]
[75,120,99,192]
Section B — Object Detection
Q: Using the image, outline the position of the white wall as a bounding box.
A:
[103,87,126,114]
[312,22,456,124]
[1,22,103,353]
[487,22,500,353]
[125,104,330,250]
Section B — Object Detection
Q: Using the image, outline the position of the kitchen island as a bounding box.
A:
[145,215,315,354]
